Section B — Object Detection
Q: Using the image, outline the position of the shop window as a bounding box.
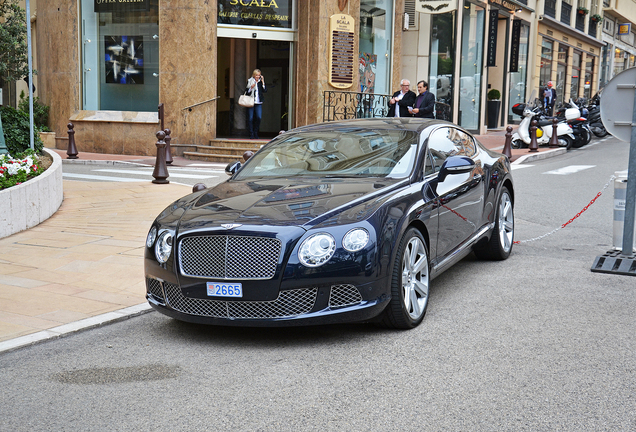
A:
[458,1,485,131]
[584,56,594,99]
[429,12,456,121]
[571,50,582,99]
[81,0,159,112]
[508,22,529,123]
[359,0,393,96]
[556,44,568,106]
[540,38,553,89]
[613,48,626,76]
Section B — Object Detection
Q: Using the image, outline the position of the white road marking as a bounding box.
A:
[63,173,143,182]
[543,165,595,175]
[94,169,217,179]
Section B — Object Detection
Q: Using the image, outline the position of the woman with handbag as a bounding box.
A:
[245,69,267,139]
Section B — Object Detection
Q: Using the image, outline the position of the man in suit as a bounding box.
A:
[387,79,416,118]
[542,81,557,116]
[409,80,436,119]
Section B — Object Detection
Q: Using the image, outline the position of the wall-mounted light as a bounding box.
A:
[516,7,523,12]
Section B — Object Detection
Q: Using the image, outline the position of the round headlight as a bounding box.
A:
[298,233,336,267]
[146,226,157,248]
[343,228,369,252]
[155,231,173,264]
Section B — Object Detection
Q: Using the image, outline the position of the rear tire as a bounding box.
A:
[557,135,573,150]
[474,187,514,261]
[591,125,608,137]
[511,139,525,149]
[381,228,430,329]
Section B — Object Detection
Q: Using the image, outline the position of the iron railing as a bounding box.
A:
[322,90,452,122]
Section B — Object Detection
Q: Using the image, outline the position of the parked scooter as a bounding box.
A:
[586,91,608,137]
[511,92,576,149]
[555,99,592,148]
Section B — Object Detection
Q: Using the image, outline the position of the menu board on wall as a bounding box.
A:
[329,14,355,89]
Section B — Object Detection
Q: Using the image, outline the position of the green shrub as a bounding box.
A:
[18,91,50,131]
[0,105,44,155]
[488,89,501,100]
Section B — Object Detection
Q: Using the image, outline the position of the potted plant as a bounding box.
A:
[577,6,589,15]
[591,13,603,22]
[487,89,501,129]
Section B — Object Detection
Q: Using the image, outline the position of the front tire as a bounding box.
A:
[557,135,573,150]
[474,187,514,260]
[382,228,430,329]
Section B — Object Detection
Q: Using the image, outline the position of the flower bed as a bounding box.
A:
[0,150,45,190]
[0,148,63,239]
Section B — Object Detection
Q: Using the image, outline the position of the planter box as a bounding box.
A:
[40,131,56,149]
[0,148,63,239]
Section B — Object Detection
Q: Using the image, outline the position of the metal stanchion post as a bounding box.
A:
[164,128,173,165]
[66,122,78,159]
[529,120,539,152]
[549,118,559,148]
[503,126,512,160]
[152,130,169,184]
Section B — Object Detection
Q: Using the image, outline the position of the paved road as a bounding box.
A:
[1,136,634,431]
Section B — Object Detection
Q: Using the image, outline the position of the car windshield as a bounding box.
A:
[234,129,419,180]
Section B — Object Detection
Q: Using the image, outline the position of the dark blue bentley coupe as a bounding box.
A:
[144,118,514,329]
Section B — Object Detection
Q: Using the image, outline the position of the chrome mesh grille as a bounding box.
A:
[179,235,281,280]
[146,278,164,301]
[329,284,363,308]
[163,282,317,319]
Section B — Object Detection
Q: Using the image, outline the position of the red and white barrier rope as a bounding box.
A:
[514,175,617,244]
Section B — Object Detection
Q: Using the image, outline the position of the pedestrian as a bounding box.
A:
[387,79,416,118]
[409,80,435,118]
[246,69,267,139]
[542,81,557,116]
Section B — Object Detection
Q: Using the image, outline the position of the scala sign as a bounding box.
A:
[415,0,458,14]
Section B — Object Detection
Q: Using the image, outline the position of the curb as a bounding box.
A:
[512,148,567,165]
[0,303,153,355]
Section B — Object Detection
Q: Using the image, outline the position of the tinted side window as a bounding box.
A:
[427,127,466,172]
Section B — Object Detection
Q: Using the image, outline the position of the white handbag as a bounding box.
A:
[238,90,254,108]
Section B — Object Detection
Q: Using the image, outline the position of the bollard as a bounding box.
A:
[66,122,78,159]
[503,126,513,160]
[243,150,254,161]
[549,118,559,148]
[152,130,169,184]
[164,128,173,165]
[528,119,539,152]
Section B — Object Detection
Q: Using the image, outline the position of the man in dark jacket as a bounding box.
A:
[387,79,416,118]
[542,81,557,116]
[410,80,436,119]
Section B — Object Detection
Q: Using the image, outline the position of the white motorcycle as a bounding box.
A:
[511,92,576,150]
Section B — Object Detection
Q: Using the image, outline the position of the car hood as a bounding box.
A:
[175,177,405,232]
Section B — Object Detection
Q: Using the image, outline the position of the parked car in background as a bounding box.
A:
[144,118,515,329]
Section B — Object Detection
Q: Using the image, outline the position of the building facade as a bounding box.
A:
[4,0,636,153]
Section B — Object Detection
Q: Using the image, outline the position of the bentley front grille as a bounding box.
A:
[163,282,318,319]
[328,284,363,308]
[179,235,282,280]
[146,278,165,302]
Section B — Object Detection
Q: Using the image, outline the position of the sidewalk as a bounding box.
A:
[0,131,562,353]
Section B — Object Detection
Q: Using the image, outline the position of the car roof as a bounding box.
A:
[287,118,458,135]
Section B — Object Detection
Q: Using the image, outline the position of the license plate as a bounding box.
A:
[206,282,243,298]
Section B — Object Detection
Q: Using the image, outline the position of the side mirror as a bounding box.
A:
[225,161,242,176]
[438,156,475,183]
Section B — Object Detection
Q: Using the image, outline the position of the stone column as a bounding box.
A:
[233,39,248,135]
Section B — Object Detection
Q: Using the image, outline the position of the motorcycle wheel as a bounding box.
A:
[584,128,593,145]
[557,135,573,150]
[572,129,591,148]
[591,125,608,137]
[511,139,526,149]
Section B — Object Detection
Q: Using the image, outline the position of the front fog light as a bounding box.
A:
[146,226,157,248]
[155,231,173,263]
[298,233,336,267]
[343,228,369,252]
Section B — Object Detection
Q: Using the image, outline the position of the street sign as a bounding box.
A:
[592,67,636,273]
[601,67,636,142]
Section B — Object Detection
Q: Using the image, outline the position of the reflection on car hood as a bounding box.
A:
[176,177,404,231]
